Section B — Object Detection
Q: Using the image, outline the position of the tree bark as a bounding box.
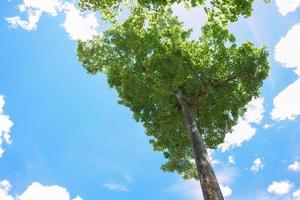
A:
[175,88,224,200]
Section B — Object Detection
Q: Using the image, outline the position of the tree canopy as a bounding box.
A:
[79,0,270,22]
[77,7,269,179]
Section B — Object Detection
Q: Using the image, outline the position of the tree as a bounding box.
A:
[77,6,269,200]
[79,0,270,22]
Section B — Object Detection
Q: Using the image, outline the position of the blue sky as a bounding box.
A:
[0,0,300,199]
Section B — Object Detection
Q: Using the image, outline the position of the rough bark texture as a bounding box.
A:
[175,88,224,200]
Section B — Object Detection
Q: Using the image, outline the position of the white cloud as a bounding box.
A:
[288,161,300,172]
[5,15,39,31]
[293,189,300,200]
[220,119,255,152]
[250,158,264,173]
[0,180,82,200]
[272,24,300,121]
[276,0,300,16]
[102,183,129,192]
[243,98,265,124]
[61,3,99,41]
[0,95,13,158]
[228,156,235,164]
[220,98,264,152]
[267,180,293,195]
[207,149,220,166]
[5,0,61,31]
[0,180,14,200]
[72,196,83,200]
[272,78,300,121]
[275,24,300,75]
[6,0,100,41]
[19,0,62,15]
[263,124,272,129]
[220,184,232,197]
[18,182,71,200]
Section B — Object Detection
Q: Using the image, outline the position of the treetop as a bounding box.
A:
[77,7,269,179]
[79,0,270,23]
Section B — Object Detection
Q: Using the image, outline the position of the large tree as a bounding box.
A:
[77,5,269,200]
[79,0,269,22]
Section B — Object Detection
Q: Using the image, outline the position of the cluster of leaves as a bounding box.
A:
[77,7,269,179]
[79,0,269,22]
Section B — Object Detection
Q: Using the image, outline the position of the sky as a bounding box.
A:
[0,0,300,199]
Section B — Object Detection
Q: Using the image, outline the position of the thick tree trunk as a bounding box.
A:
[175,88,224,200]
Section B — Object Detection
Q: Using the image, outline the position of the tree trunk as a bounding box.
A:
[175,88,224,200]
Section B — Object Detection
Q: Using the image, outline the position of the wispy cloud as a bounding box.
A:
[102,175,133,192]
[215,167,237,186]
[5,0,100,41]
[228,156,235,164]
[207,149,220,166]
[124,175,133,183]
[168,179,204,200]
[263,124,272,129]
[103,183,129,192]
[5,0,61,31]
[168,179,232,200]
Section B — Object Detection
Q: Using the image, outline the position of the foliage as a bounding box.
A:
[77,7,269,179]
[79,0,270,22]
